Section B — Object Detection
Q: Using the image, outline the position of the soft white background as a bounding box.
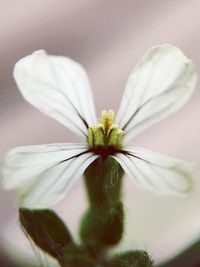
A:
[0,0,200,265]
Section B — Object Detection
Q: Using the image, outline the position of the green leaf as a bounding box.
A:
[106,250,154,267]
[19,208,73,259]
[60,244,96,267]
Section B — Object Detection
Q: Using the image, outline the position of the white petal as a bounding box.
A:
[2,143,88,190]
[14,50,97,138]
[112,147,195,195]
[20,152,98,209]
[116,44,197,143]
[1,143,98,208]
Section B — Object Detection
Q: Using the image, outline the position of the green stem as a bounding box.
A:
[84,157,123,207]
[79,157,124,256]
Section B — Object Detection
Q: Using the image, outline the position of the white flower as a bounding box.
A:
[1,44,197,209]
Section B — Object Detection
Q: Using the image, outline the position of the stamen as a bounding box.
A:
[88,110,123,151]
[100,110,115,134]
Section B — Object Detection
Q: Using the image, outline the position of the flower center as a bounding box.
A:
[88,110,123,158]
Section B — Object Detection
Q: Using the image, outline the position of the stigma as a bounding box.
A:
[88,110,123,150]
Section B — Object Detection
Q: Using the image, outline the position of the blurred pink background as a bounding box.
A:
[0,0,200,265]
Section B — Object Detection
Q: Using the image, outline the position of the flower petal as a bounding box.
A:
[116,44,197,143]
[1,143,98,208]
[112,147,195,195]
[14,50,97,138]
[2,143,87,189]
[21,153,98,209]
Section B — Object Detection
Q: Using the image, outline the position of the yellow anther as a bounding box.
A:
[100,110,115,134]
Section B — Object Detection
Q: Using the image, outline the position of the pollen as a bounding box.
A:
[88,110,123,149]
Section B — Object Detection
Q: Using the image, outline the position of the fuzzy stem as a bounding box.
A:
[79,157,124,257]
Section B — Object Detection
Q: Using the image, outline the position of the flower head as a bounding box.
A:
[1,44,197,209]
